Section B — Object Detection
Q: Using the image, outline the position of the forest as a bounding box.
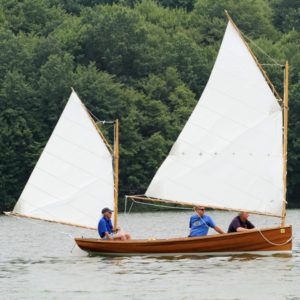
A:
[0,0,300,213]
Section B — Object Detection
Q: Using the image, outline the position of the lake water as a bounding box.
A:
[1,209,300,299]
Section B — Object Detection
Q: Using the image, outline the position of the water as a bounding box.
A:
[1,209,300,299]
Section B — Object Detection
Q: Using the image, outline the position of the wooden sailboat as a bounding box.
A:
[75,12,292,255]
[6,12,292,256]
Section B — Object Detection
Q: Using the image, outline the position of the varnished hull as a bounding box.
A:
[75,226,292,256]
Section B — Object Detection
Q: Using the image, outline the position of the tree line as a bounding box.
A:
[1,0,299,213]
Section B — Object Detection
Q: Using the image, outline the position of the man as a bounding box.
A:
[227,212,256,233]
[98,207,131,240]
[189,206,224,237]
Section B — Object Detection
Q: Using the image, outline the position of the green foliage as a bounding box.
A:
[0,109,41,211]
[270,0,300,33]
[0,0,300,213]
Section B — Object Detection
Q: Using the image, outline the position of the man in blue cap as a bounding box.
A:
[98,207,131,240]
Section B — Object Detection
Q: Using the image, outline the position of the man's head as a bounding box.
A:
[239,212,249,221]
[195,206,206,217]
[102,207,113,219]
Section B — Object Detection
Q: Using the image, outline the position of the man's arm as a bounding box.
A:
[112,227,120,233]
[236,227,257,232]
[104,232,113,240]
[214,225,224,234]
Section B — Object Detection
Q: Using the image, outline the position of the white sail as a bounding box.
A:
[146,22,284,217]
[13,91,114,228]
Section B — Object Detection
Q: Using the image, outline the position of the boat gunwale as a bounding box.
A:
[75,225,292,245]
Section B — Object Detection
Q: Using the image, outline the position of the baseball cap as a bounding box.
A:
[102,207,113,214]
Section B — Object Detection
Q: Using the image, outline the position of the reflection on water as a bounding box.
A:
[0,209,300,299]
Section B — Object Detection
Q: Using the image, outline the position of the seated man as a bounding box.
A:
[227,212,256,233]
[98,207,131,240]
[189,206,224,237]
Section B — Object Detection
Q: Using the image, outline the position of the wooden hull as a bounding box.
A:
[75,226,292,256]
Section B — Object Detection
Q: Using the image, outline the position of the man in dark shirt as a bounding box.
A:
[227,212,256,233]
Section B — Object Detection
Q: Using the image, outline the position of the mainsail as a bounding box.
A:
[145,21,284,217]
[13,91,114,228]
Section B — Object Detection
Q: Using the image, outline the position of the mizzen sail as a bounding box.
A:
[145,21,284,217]
[13,91,114,228]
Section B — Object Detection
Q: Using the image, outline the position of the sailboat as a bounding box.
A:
[5,88,120,231]
[75,12,292,255]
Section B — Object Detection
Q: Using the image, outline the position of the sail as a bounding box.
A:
[13,91,114,228]
[146,21,284,217]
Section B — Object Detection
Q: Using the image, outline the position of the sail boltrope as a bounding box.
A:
[146,22,284,217]
[13,91,114,228]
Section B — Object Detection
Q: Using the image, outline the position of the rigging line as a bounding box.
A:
[70,242,77,253]
[122,197,134,234]
[132,199,193,210]
[124,196,127,214]
[257,228,293,246]
[199,214,209,229]
[128,199,135,215]
[261,64,285,67]
[85,107,115,124]
[239,30,283,67]
[114,122,116,157]
[112,122,117,193]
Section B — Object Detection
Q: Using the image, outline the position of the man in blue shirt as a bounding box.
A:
[98,207,131,240]
[189,206,224,237]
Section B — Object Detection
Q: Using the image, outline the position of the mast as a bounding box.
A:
[114,119,119,228]
[282,61,289,227]
[225,11,288,221]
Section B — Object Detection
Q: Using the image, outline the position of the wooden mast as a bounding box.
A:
[282,61,289,227]
[114,119,119,228]
[74,85,118,226]
[224,12,288,222]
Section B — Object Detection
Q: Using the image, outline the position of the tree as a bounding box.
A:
[37,53,74,141]
[0,109,40,212]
